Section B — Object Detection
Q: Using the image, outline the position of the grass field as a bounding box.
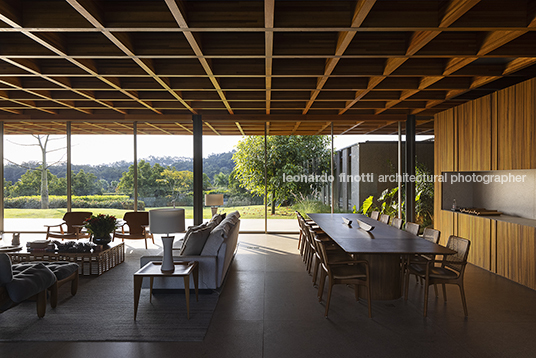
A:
[4,205,299,219]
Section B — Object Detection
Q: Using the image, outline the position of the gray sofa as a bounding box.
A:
[140,211,240,290]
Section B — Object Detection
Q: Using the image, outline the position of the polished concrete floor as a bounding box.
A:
[2,233,536,358]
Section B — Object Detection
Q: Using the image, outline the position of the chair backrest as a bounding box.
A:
[391,217,403,229]
[63,211,92,233]
[405,222,420,236]
[379,214,390,224]
[443,235,471,273]
[123,212,149,235]
[422,227,440,244]
[370,211,380,220]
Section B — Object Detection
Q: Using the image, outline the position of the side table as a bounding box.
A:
[133,261,199,320]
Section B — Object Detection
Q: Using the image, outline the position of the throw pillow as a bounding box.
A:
[179,225,213,256]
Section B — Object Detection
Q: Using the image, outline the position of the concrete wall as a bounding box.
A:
[334,141,434,211]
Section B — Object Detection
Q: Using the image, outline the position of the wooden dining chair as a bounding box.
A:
[370,211,380,220]
[391,217,403,229]
[404,227,441,292]
[307,226,352,287]
[406,235,471,317]
[379,214,390,224]
[314,235,372,318]
[405,222,420,236]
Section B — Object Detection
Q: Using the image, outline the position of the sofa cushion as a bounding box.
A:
[209,213,226,226]
[0,253,13,285]
[6,263,56,303]
[201,215,239,256]
[179,224,213,256]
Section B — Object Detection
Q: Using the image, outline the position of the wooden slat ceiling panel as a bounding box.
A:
[0,0,535,135]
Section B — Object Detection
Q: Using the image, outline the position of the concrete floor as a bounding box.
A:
[2,233,536,358]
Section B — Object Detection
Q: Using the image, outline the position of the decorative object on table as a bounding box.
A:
[458,207,502,216]
[149,208,186,273]
[84,214,119,245]
[205,194,224,217]
[355,219,374,232]
[52,240,96,253]
[27,240,55,252]
[342,217,352,226]
[11,233,20,246]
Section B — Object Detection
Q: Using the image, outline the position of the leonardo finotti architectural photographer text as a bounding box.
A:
[282,172,527,184]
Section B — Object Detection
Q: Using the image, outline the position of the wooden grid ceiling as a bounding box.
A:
[1,0,536,136]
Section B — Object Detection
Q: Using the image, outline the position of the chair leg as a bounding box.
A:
[442,283,447,301]
[324,280,333,318]
[297,231,302,250]
[145,238,148,249]
[36,290,47,318]
[318,270,326,302]
[423,282,430,317]
[312,256,319,286]
[366,282,372,318]
[433,284,439,297]
[459,283,468,316]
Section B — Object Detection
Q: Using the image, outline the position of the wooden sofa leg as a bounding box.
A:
[36,290,47,318]
[49,281,59,309]
[71,271,79,296]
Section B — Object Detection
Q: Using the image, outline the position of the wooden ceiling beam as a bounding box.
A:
[315,122,332,135]
[265,0,274,115]
[165,0,232,115]
[303,0,376,114]
[204,122,220,135]
[235,122,246,136]
[341,0,480,115]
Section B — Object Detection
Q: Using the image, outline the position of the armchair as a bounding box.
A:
[113,211,154,249]
[45,211,92,241]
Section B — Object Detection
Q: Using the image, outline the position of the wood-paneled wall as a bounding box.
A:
[434,77,536,290]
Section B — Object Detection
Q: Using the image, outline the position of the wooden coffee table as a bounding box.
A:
[7,241,125,276]
[133,261,199,320]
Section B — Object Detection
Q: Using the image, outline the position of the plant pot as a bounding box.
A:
[92,234,112,246]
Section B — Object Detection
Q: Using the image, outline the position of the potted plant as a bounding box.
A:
[83,214,118,245]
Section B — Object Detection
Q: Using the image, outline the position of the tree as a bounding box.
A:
[72,169,101,196]
[213,172,230,188]
[232,135,330,214]
[5,135,65,208]
[117,160,166,198]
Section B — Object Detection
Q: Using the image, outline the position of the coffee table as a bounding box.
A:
[133,261,199,320]
[7,241,125,276]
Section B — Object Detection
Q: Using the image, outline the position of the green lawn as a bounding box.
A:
[4,205,298,219]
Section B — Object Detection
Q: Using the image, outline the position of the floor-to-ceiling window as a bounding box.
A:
[3,126,67,233]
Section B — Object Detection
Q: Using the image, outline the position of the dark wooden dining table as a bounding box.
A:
[307,213,455,300]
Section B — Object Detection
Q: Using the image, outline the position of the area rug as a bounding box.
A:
[0,249,219,342]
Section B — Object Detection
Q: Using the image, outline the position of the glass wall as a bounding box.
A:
[136,133,193,226]
[70,129,133,222]
[3,130,67,232]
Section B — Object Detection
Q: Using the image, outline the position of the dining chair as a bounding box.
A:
[406,235,471,317]
[405,222,420,236]
[404,227,441,293]
[113,211,154,249]
[296,211,319,251]
[391,217,403,229]
[379,214,390,224]
[370,211,380,220]
[307,226,352,287]
[314,235,372,318]
[45,211,92,241]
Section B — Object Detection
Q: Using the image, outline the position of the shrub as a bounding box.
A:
[4,195,144,210]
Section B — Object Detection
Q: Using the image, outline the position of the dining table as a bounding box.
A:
[307,213,455,300]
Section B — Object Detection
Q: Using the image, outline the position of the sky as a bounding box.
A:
[3,134,433,166]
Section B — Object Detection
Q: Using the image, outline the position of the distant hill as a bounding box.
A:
[4,151,236,184]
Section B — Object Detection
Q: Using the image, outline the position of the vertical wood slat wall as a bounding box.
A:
[434,77,536,290]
